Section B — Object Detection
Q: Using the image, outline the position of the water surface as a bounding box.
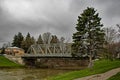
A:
[0,68,72,80]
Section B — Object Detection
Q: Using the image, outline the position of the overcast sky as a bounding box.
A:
[0,0,120,47]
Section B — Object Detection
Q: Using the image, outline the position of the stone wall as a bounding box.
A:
[4,55,24,65]
[23,57,89,68]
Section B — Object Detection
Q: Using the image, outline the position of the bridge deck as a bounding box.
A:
[22,53,72,58]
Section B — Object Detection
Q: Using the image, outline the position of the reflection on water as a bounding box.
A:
[0,68,72,80]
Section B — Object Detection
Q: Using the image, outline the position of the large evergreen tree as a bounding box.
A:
[21,33,35,52]
[17,32,24,48]
[12,34,18,47]
[37,34,43,44]
[72,7,105,68]
[31,36,36,44]
[12,32,24,48]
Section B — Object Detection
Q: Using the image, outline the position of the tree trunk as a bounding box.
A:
[88,54,93,69]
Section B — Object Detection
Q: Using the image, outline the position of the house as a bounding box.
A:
[5,47,24,56]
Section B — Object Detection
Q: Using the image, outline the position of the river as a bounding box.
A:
[0,68,72,80]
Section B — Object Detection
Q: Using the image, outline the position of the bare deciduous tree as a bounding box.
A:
[42,32,52,44]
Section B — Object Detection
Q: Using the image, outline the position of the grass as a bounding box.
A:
[47,59,120,80]
[107,72,120,80]
[0,55,23,68]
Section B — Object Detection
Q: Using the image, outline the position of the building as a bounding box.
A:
[0,49,1,54]
[5,47,24,56]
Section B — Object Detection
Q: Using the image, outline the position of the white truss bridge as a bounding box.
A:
[23,43,72,57]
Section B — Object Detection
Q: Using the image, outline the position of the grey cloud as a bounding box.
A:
[106,3,120,17]
[93,0,120,26]
[69,0,87,12]
[0,0,120,47]
[96,0,120,17]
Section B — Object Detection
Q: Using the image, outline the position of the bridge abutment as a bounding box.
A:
[22,57,89,69]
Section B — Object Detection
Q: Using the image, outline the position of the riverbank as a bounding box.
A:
[47,59,120,80]
[0,55,24,68]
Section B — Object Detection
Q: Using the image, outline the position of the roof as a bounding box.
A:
[7,47,19,49]
[6,47,24,51]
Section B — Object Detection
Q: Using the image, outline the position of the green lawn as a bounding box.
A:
[107,72,120,80]
[0,55,23,68]
[47,59,120,80]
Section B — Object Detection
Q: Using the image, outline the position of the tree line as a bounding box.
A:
[12,32,65,52]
